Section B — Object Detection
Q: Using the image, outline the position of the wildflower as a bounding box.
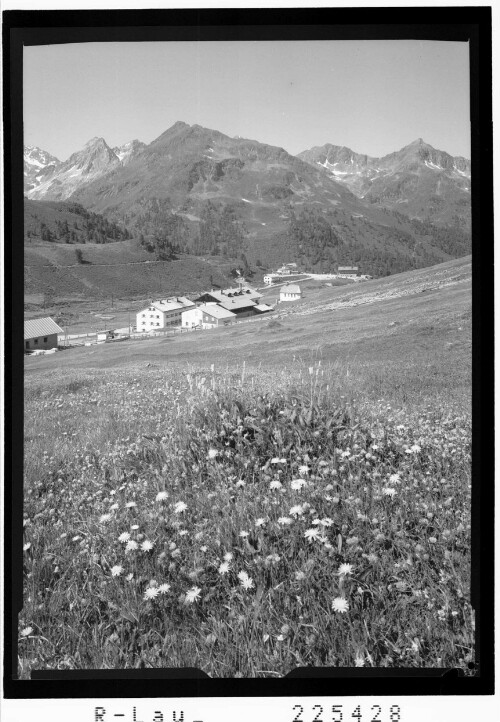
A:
[238,571,255,590]
[111,565,123,577]
[269,480,282,490]
[239,531,249,538]
[383,487,397,498]
[125,501,137,508]
[144,587,159,601]
[278,516,292,525]
[304,528,320,542]
[235,480,246,488]
[267,553,281,563]
[20,626,33,637]
[174,501,187,514]
[298,465,310,475]
[295,570,306,581]
[224,552,233,562]
[320,518,334,527]
[338,563,354,576]
[125,540,138,552]
[354,653,365,667]
[255,518,266,527]
[109,503,119,511]
[126,573,134,581]
[332,597,349,613]
[71,536,81,542]
[158,583,171,594]
[289,505,304,516]
[291,478,307,490]
[156,491,168,502]
[389,473,401,484]
[100,513,112,523]
[410,444,422,453]
[23,542,31,551]
[131,524,140,530]
[179,529,188,536]
[207,448,218,459]
[118,532,131,543]
[200,545,208,552]
[218,561,230,575]
[141,540,154,552]
[429,537,438,544]
[276,634,285,641]
[185,586,201,603]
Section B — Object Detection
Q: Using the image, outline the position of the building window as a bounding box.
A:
[34,338,38,344]
[44,337,48,342]
[25,341,29,349]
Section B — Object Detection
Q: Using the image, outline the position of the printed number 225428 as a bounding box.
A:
[292,705,402,722]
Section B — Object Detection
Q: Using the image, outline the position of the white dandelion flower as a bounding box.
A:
[304,528,320,542]
[289,505,304,516]
[125,501,137,508]
[278,517,292,525]
[125,540,138,552]
[269,480,282,490]
[238,571,254,590]
[99,513,112,523]
[144,587,159,600]
[207,448,218,459]
[239,531,249,538]
[218,561,230,575]
[156,491,168,502]
[332,597,349,613]
[255,518,266,527]
[141,540,154,552]
[118,532,131,543]
[158,583,171,594]
[354,653,365,667]
[298,465,310,475]
[291,478,307,490]
[224,552,233,562]
[383,487,397,498]
[20,626,33,637]
[111,565,123,577]
[338,563,354,576]
[185,586,201,603]
[174,501,188,514]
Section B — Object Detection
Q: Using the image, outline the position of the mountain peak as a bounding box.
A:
[84,136,110,149]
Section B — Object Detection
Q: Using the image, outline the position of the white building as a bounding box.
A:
[280,283,302,302]
[136,296,195,332]
[182,303,236,329]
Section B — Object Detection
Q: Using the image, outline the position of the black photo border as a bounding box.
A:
[3,5,494,700]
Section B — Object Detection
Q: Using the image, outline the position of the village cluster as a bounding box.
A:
[24,262,366,353]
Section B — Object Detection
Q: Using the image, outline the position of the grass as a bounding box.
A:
[20,258,473,677]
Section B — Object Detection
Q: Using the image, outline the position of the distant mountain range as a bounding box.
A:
[23,122,471,282]
[298,138,470,230]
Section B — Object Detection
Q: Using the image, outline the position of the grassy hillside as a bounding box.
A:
[24,239,240,302]
[24,198,130,244]
[21,258,472,676]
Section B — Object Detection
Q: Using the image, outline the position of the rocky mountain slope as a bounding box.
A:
[298,138,471,230]
[24,146,61,194]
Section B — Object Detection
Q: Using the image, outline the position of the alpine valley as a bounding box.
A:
[24,122,471,301]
